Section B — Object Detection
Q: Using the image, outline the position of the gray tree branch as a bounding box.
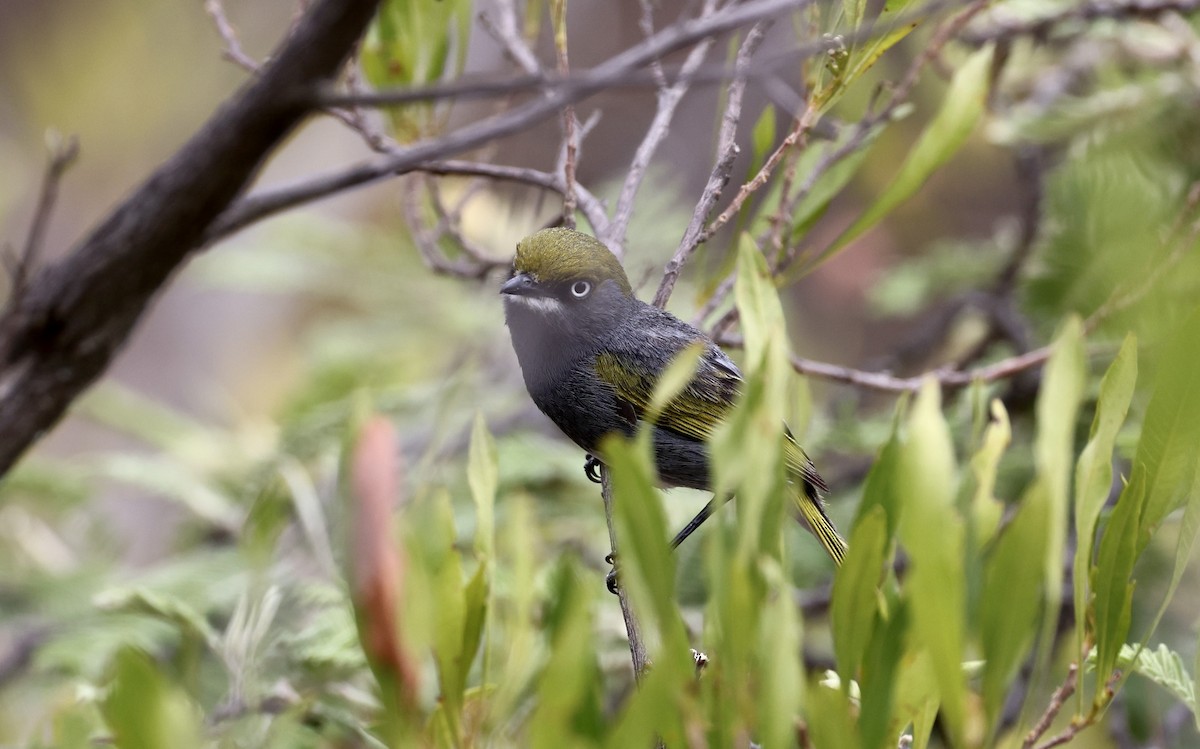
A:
[0,0,387,476]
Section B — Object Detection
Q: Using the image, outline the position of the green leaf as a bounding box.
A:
[733,233,787,364]
[647,343,704,423]
[1092,469,1143,706]
[860,599,909,749]
[749,104,776,177]
[1116,643,1197,715]
[1031,317,1087,672]
[969,399,1011,548]
[823,45,995,259]
[1073,336,1138,668]
[757,561,805,749]
[101,648,202,749]
[832,505,888,688]
[1135,305,1200,542]
[461,560,489,691]
[805,682,860,749]
[890,648,941,749]
[603,436,686,648]
[531,561,604,747]
[896,380,966,744]
[1139,452,1200,667]
[468,412,497,558]
[980,480,1050,732]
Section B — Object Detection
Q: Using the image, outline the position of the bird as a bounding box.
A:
[500,227,846,579]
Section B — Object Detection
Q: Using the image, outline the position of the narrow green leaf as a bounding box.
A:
[842,0,867,29]
[758,561,805,749]
[823,45,995,258]
[734,233,787,363]
[1032,318,1087,675]
[1093,470,1144,706]
[604,435,686,650]
[832,505,888,688]
[1138,454,1200,665]
[969,399,1011,548]
[860,599,908,749]
[1135,305,1200,542]
[805,682,860,749]
[897,380,966,744]
[461,561,489,685]
[647,343,704,422]
[890,648,940,749]
[531,562,605,747]
[749,104,776,177]
[980,481,1050,731]
[468,412,497,558]
[1073,336,1138,667]
[101,649,203,749]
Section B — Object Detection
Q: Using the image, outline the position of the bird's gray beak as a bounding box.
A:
[501,272,538,297]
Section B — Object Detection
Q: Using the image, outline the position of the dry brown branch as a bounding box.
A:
[654,22,770,308]
[553,0,580,230]
[203,0,261,73]
[1022,663,1079,749]
[0,0,386,476]
[605,0,723,256]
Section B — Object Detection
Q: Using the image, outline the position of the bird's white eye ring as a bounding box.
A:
[570,280,592,298]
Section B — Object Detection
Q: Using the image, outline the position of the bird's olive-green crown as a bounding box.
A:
[514,228,634,296]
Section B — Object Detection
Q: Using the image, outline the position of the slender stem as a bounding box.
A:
[600,467,652,681]
[654,22,770,308]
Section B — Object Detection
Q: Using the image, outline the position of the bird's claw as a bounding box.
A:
[584,454,603,483]
[605,552,620,594]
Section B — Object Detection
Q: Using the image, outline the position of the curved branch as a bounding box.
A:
[0,0,385,476]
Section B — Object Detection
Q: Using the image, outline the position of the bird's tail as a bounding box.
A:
[791,483,846,566]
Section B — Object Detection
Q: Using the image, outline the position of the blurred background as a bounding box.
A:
[2,0,1199,746]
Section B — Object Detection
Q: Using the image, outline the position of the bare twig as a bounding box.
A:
[698,111,818,246]
[402,176,507,280]
[1023,663,1078,749]
[204,0,261,73]
[552,0,579,230]
[217,0,834,244]
[654,22,770,308]
[482,0,544,77]
[693,0,991,327]
[606,0,724,255]
[11,133,79,297]
[208,158,607,242]
[600,468,653,681]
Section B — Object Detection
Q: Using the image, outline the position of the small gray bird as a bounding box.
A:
[501,227,845,568]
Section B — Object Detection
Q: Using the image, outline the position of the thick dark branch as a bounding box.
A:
[0,0,385,476]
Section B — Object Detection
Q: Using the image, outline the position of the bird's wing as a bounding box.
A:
[594,326,829,494]
[594,338,740,444]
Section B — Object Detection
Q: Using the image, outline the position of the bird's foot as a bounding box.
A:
[584,454,603,484]
[604,552,620,594]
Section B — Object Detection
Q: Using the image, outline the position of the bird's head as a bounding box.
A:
[501,229,634,323]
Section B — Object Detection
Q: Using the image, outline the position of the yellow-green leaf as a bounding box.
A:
[823,45,995,258]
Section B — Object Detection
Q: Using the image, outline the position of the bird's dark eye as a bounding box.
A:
[570,280,592,298]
